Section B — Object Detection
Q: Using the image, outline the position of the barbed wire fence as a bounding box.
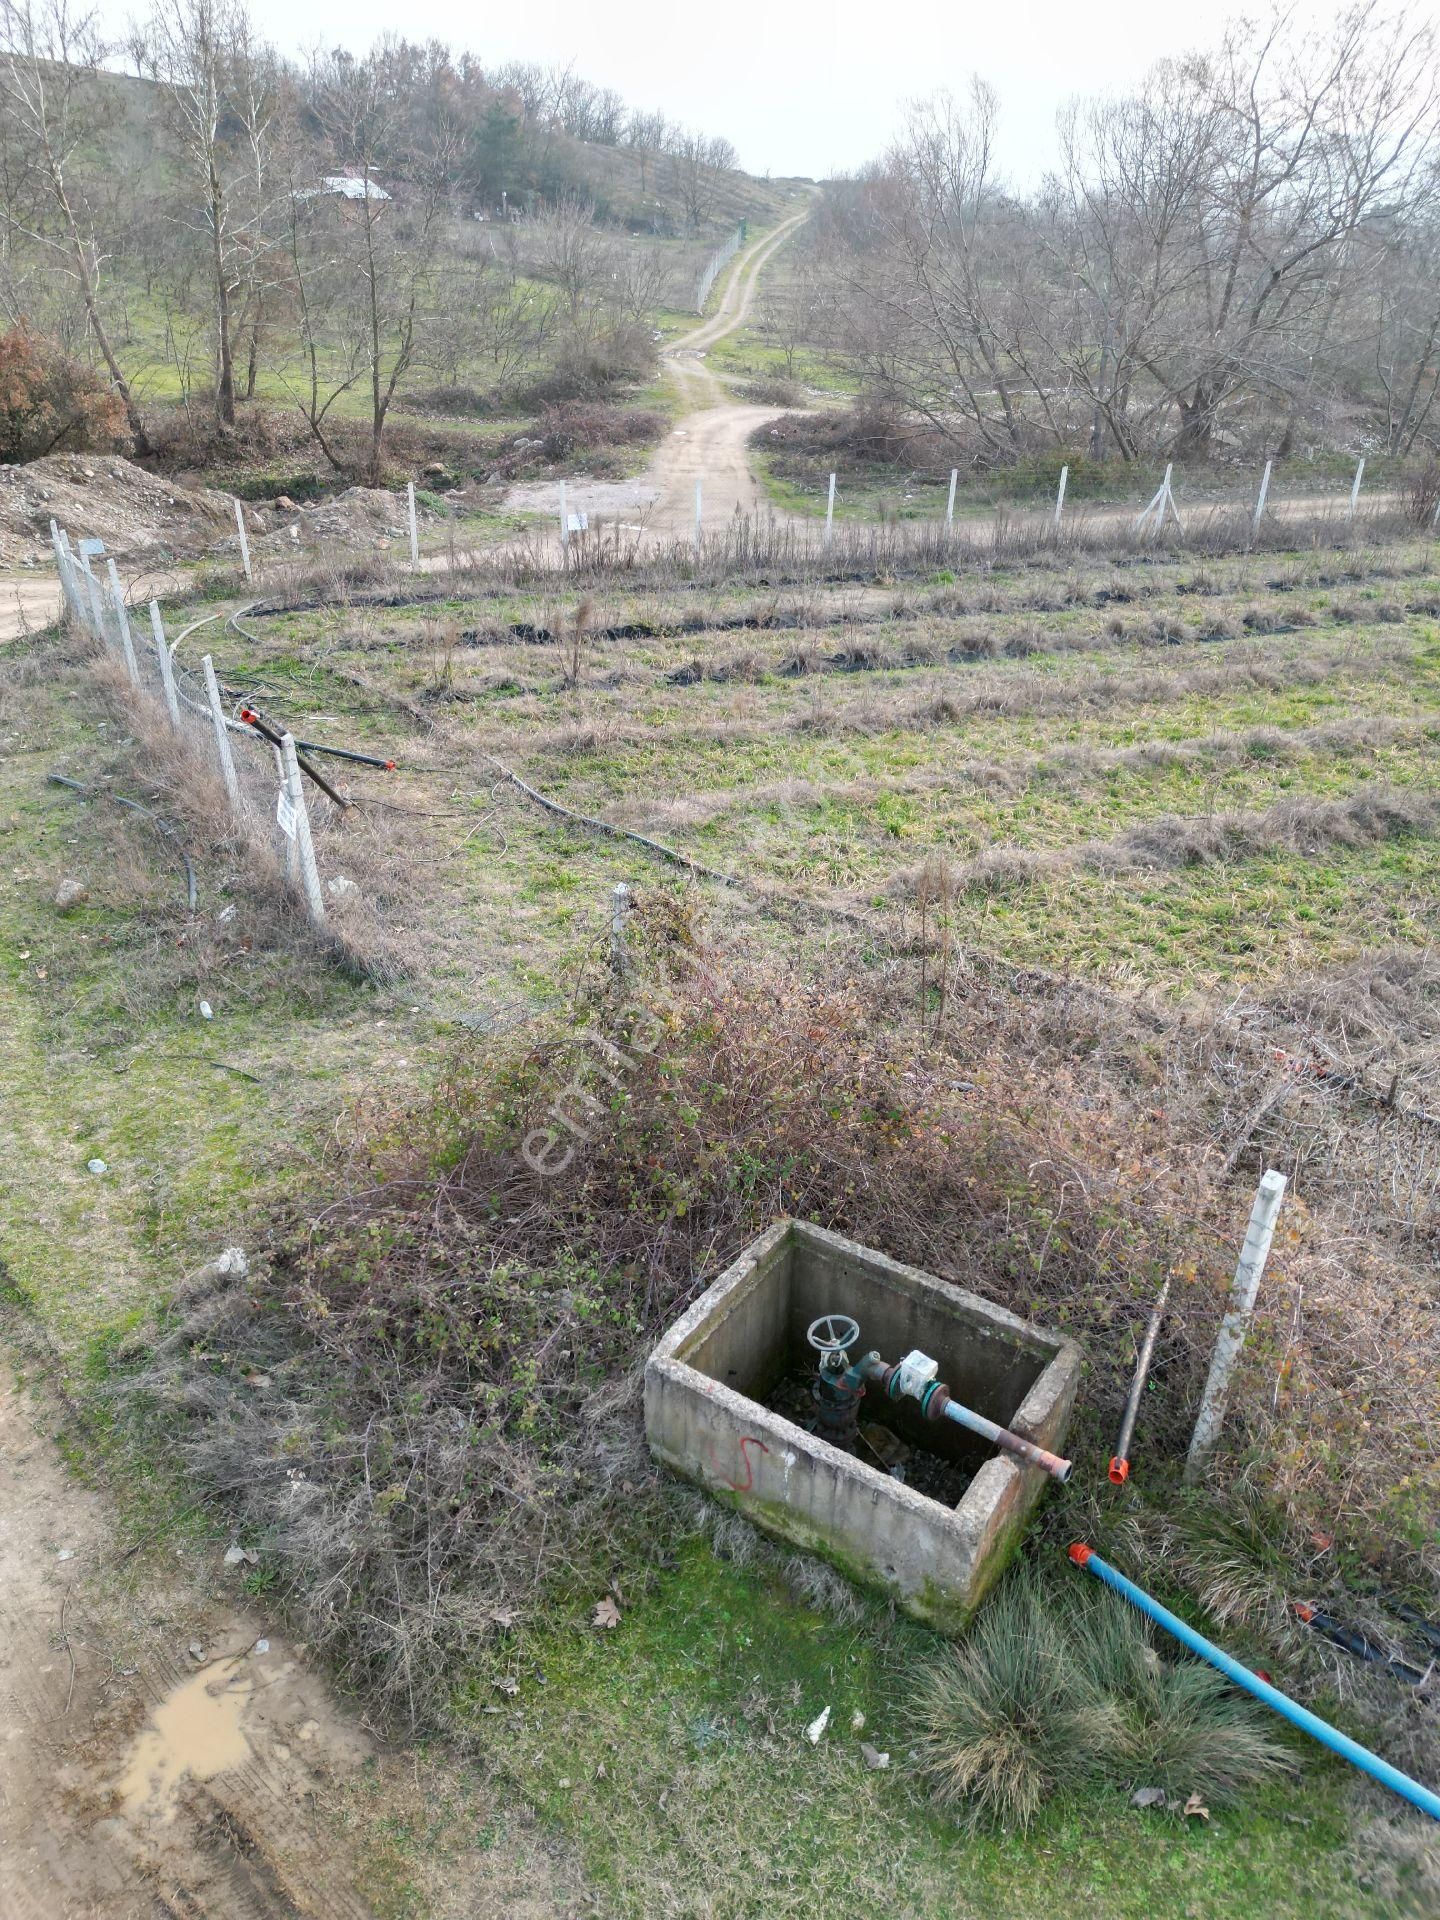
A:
[48,516,329,933]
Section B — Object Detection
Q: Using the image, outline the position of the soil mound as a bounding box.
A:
[0,454,234,567]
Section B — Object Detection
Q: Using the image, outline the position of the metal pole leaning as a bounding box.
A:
[149,602,180,726]
[1253,459,1272,535]
[104,558,140,686]
[201,653,242,814]
[1184,1168,1287,1482]
[280,732,326,926]
[1108,1277,1171,1484]
[1054,464,1068,531]
[1349,457,1365,520]
[234,498,252,580]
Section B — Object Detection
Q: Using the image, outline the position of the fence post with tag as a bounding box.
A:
[280,732,326,926]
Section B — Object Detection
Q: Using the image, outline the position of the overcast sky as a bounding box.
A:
[137,0,1440,184]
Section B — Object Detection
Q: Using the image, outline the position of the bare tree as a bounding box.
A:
[0,0,150,448]
[145,0,280,429]
[297,49,456,481]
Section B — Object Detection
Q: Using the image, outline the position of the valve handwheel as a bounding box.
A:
[806,1313,860,1360]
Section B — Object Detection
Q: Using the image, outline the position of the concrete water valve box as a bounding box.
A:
[644,1219,1082,1630]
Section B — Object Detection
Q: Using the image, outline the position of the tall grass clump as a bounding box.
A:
[908,1570,1117,1826]
[910,1564,1287,1828]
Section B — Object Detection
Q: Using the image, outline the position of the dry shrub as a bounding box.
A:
[538,402,666,461]
[0,325,127,461]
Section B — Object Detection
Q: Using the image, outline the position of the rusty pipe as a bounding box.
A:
[860,1354,1072,1482]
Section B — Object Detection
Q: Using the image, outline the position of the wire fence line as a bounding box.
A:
[694,221,744,312]
[48,516,329,931]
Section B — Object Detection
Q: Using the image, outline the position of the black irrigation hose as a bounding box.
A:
[478,751,741,889]
[1294,1605,1431,1685]
[48,773,198,910]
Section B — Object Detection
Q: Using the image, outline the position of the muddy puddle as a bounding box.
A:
[119,1662,255,1823]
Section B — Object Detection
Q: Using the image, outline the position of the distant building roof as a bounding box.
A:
[316,175,390,202]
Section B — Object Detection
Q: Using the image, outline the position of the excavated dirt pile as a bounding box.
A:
[0,454,238,567]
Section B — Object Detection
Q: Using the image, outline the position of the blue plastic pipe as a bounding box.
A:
[1067,1543,1440,1824]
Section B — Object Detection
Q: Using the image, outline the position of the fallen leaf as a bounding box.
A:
[1183,1793,1210,1821]
[1130,1786,1167,1810]
[805,1705,830,1745]
[592,1595,621,1630]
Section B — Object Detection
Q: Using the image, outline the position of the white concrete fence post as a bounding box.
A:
[1348,457,1365,520]
[104,558,140,687]
[611,881,631,974]
[946,468,958,530]
[824,472,836,546]
[149,601,180,726]
[407,481,419,567]
[50,521,79,622]
[1184,1168,1288,1483]
[81,557,110,647]
[1054,464,1069,531]
[201,652,241,814]
[234,498,252,580]
[280,732,326,926]
[1253,459,1273,536]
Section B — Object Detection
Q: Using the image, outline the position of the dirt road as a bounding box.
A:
[0,1368,381,1920]
[501,207,812,537]
[644,209,812,533]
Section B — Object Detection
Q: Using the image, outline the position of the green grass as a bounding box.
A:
[464,1540,1387,1920]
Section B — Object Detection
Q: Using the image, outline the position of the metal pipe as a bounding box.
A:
[858,1354,1072,1482]
[939,1397,1073,1481]
[1109,1278,1171,1484]
[1067,1544,1440,1824]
